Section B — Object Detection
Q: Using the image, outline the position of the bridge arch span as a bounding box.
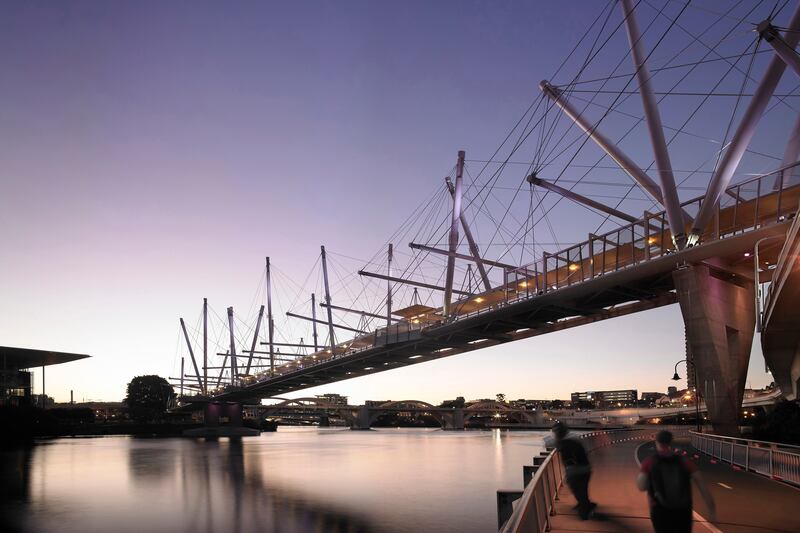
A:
[463,401,540,425]
[366,400,447,427]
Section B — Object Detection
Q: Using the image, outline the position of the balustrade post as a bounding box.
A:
[770,448,774,478]
[746,443,750,471]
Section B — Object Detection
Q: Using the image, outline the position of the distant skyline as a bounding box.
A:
[0,1,783,403]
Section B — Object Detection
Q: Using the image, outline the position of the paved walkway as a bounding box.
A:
[548,434,800,532]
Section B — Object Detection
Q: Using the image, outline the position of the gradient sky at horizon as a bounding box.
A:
[0,0,786,403]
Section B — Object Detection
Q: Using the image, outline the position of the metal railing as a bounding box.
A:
[762,198,800,326]
[691,431,800,486]
[499,428,657,532]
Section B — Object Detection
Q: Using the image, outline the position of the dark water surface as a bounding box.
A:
[1,427,548,533]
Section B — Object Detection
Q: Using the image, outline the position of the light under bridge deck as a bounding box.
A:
[210,176,800,404]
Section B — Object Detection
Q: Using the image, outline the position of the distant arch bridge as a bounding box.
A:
[248,398,544,430]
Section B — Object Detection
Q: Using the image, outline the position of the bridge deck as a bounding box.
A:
[549,437,800,532]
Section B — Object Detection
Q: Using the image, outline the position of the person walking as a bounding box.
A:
[551,421,596,520]
[637,430,716,532]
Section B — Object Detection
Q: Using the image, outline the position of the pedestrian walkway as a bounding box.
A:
[547,433,799,532]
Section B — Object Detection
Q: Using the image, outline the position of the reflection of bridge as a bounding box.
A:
[249,398,544,430]
[175,2,800,436]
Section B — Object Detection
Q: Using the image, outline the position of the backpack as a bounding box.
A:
[648,454,692,510]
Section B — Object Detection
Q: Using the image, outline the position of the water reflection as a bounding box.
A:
[128,441,176,483]
[154,437,374,533]
[0,447,32,533]
[0,429,547,533]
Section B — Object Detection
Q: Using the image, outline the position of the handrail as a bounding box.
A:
[690,431,800,486]
[499,443,563,533]
[763,199,800,327]
[691,430,800,451]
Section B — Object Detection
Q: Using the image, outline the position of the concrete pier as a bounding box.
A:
[183,401,260,437]
[674,265,755,435]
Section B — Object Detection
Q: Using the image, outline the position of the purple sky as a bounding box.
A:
[1,1,787,403]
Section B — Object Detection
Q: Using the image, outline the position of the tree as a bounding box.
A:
[496,393,506,403]
[124,375,175,422]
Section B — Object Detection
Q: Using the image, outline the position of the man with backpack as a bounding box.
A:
[551,422,596,520]
[637,430,717,532]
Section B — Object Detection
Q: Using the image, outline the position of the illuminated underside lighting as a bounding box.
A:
[474,297,484,303]
[514,328,530,333]
[409,355,424,359]
[364,367,374,371]
[519,281,528,288]
[568,264,579,272]
[468,338,488,345]
[744,252,751,257]
[345,371,353,375]
[412,319,420,324]
[648,237,656,245]
[434,347,453,353]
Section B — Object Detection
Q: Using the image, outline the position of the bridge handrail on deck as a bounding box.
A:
[691,431,800,486]
[763,198,800,326]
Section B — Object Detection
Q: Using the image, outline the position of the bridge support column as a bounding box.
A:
[351,406,372,430]
[183,401,259,437]
[442,408,465,430]
[673,265,755,436]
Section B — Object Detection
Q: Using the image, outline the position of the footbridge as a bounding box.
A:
[173,1,800,436]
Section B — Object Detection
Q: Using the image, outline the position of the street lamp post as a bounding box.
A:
[672,358,701,432]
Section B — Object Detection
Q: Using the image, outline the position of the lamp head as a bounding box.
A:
[672,372,681,381]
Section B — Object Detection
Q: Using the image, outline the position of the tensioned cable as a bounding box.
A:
[494,0,697,263]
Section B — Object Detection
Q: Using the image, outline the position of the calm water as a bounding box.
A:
[1,428,548,533]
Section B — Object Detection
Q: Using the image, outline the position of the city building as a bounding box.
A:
[640,392,663,405]
[316,393,348,406]
[571,389,638,408]
[1,346,90,407]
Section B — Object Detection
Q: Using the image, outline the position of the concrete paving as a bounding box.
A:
[548,433,799,532]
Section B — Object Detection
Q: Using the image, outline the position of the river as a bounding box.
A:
[1,427,549,533]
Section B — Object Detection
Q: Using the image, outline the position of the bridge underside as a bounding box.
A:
[214,223,789,406]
